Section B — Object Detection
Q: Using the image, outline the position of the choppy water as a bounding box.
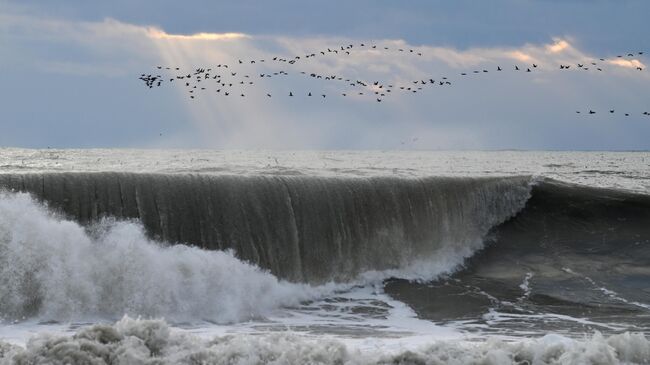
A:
[0,149,649,364]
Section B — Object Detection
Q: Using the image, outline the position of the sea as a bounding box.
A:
[0,149,649,364]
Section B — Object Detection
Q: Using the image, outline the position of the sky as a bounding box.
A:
[1,0,649,150]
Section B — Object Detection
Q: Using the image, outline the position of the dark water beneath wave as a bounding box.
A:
[387,180,650,334]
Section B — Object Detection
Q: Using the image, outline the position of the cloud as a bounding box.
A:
[1,12,649,149]
[146,29,249,41]
[608,59,645,69]
[546,39,570,53]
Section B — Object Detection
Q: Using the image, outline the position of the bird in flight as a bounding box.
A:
[139,43,646,115]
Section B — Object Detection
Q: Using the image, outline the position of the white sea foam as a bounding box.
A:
[1,316,648,365]
[0,191,330,323]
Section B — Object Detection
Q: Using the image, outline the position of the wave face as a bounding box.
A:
[0,173,531,284]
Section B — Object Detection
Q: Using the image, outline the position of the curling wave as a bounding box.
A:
[0,173,532,283]
[0,174,532,323]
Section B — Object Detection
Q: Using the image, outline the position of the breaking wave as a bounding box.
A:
[0,173,532,283]
[0,192,322,323]
[0,174,532,322]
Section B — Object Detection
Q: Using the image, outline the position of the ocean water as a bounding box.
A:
[0,149,649,364]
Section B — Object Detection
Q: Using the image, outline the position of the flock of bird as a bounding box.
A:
[139,42,648,116]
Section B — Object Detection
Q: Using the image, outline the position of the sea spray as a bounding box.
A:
[0,192,320,323]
